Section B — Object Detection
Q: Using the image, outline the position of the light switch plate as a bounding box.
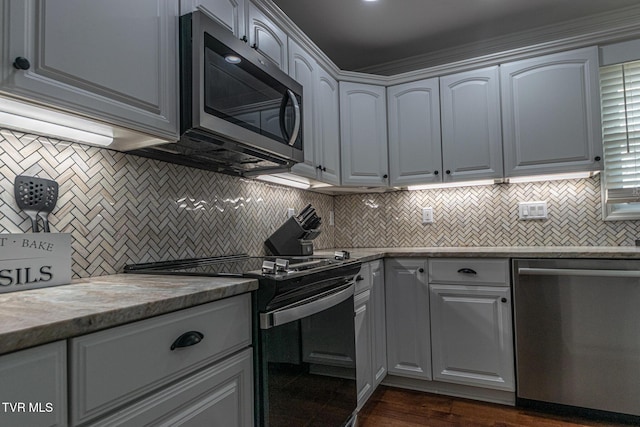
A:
[518,201,548,220]
[422,207,434,224]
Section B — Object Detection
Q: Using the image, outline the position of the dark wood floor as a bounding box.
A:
[357,386,630,427]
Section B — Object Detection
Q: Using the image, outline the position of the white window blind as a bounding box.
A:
[601,60,640,204]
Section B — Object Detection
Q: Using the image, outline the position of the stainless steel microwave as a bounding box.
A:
[132,11,303,176]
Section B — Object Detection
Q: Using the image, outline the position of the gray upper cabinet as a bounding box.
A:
[440,66,503,182]
[500,46,603,177]
[340,82,389,187]
[290,46,341,185]
[314,66,341,185]
[289,39,319,180]
[180,0,248,39]
[387,78,442,186]
[248,2,288,72]
[0,0,179,141]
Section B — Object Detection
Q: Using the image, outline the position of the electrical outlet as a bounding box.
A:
[518,201,548,220]
[287,208,295,218]
[329,210,335,226]
[422,207,434,224]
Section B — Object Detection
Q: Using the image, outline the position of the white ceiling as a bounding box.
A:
[272,0,640,72]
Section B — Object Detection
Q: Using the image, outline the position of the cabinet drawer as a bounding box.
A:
[70,294,251,425]
[429,258,509,285]
[90,348,254,427]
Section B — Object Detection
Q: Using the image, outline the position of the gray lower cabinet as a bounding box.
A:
[0,0,179,140]
[70,294,253,426]
[384,258,431,380]
[384,257,515,402]
[428,259,514,391]
[355,260,386,410]
[0,341,67,427]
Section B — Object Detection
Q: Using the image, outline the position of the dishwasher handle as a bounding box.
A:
[260,282,354,329]
[518,267,640,278]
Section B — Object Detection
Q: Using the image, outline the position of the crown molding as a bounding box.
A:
[257,1,640,86]
[356,4,640,81]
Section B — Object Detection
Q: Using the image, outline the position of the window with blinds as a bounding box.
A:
[601,60,640,219]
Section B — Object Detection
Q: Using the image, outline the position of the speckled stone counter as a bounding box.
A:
[0,274,257,356]
[316,246,640,262]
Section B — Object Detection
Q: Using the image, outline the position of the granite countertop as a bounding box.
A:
[5,245,640,357]
[315,246,640,262]
[0,274,257,356]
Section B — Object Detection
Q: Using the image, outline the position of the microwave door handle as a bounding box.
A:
[288,89,301,146]
[279,90,291,143]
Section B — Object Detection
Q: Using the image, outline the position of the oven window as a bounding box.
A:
[258,295,356,427]
[203,33,301,149]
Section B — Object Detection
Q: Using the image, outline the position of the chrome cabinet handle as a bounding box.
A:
[170,331,204,350]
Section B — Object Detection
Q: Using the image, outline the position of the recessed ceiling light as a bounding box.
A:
[224,54,241,64]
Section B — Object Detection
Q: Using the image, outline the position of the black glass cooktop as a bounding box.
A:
[124,254,349,279]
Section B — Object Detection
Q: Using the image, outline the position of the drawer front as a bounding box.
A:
[90,348,254,427]
[70,294,251,425]
[429,258,509,285]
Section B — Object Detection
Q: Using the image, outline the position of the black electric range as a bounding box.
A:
[125,253,362,427]
[124,254,362,311]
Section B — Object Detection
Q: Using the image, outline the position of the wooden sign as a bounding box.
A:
[0,233,72,293]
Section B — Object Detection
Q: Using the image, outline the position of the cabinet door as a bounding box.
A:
[355,289,373,410]
[370,260,387,387]
[430,284,515,391]
[1,0,179,140]
[501,46,603,177]
[90,348,254,427]
[289,39,318,180]
[440,66,503,182]
[340,82,389,186]
[315,67,341,185]
[387,78,442,186]
[384,258,431,380]
[248,2,287,71]
[0,341,67,427]
[179,0,247,39]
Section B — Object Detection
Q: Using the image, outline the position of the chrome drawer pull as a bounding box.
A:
[457,268,477,275]
[170,331,204,350]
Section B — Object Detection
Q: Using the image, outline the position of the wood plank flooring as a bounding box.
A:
[357,386,630,427]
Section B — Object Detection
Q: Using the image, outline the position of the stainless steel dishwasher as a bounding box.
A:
[513,258,640,419]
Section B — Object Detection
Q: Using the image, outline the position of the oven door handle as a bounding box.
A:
[260,282,354,329]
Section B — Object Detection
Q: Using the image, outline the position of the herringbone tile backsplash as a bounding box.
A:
[4,128,640,279]
[334,178,640,248]
[0,129,333,278]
